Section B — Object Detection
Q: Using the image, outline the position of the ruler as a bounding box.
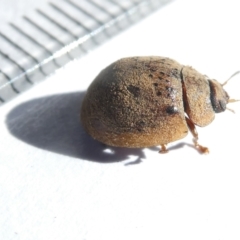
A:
[0,0,172,105]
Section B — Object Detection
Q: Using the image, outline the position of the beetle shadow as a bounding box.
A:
[5,91,149,163]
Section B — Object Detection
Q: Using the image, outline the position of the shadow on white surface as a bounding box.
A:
[6,91,151,163]
[6,91,201,163]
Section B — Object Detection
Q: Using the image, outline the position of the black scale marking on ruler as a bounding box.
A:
[0,0,172,105]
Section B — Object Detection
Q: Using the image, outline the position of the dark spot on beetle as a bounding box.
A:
[158,77,163,80]
[153,83,158,87]
[171,68,180,78]
[166,106,178,114]
[150,67,158,72]
[165,79,170,83]
[127,85,140,97]
[137,120,145,126]
[136,120,146,132]
[149,74,153,78]
[157,91,162,96]
[166,87,174,92]
[145,62,159,72]
[159,71,165,75]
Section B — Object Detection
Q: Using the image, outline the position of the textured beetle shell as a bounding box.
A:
[81,56,198,148]
[182,67,214,126]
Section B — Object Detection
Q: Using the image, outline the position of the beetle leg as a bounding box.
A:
[185,116,209,154]
[159,144,168,153]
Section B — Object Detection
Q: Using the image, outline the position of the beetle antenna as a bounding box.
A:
[227,107,236,114]
[228,99,240,103]
[222,70,240,86]
[227,99,240,113]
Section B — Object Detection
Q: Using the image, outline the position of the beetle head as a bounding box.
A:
[208,79,229,113]
[209,70,240,113]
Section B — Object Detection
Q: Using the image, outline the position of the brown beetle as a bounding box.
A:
[81,56,238,153]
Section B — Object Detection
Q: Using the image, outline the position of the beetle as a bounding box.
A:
[80,56,238,153]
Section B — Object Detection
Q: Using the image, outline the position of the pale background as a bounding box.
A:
[1,0,240,240]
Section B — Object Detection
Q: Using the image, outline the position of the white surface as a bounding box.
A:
[1,0,240,239]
